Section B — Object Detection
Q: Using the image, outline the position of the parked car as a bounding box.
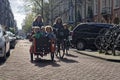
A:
[6,31,16,49]
[0,25,10,60]
[71,23,113,50]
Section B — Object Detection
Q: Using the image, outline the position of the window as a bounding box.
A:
[115,0,119,8]
[95,0,98,14]
[74,24,89,32]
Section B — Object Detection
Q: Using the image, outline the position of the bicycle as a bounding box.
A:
[95,25,120,56]
[55,39,66,58]
[64,39,70,55]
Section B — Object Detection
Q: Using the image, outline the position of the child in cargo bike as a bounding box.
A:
[29,26,43,53]
[29,26,55,61]
[45,25,56,40]
[45,25,56,53]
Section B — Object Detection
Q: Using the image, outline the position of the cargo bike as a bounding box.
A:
[30,35,55,62]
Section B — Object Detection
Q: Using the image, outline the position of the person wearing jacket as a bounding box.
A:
[32,15,44,28]
[63,23,70,52]
[63,23,70,40]
[53,17,65,39]
[53,17,65,53]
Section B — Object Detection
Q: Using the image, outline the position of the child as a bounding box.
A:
[63,23,70,52]
[41,26,46,36]
[45,25,56,52]
[45,25,56,40]
[29,26,40,41]
[30,26,40,54]
[63,23,70,40]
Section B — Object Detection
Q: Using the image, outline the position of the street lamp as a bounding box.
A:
[41,0,43,18]
[75,0,77,26]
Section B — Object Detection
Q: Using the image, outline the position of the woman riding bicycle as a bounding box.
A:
[53,17,67,58]
[32,14,44,28]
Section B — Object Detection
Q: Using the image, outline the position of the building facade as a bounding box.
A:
[0,0,16,30]
[49,0,120,26]
[50,0,75,24]
[92,0,120,23]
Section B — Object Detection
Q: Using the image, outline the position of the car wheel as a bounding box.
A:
[30,53,33,62]
[10,45,15,49]
[2,47,6,61]
[6,49,10,57]
[76,41,85,50]
[51,52,54,61]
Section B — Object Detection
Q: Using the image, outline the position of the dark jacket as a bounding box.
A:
[64,29,70,39]
[32,21,44,28]
[53,24,65,39]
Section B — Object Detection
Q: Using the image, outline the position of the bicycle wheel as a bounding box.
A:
[55,45,59,57]
[30,53,33,62]
[51,52,54,61]
[65,40,69,55]
[59,41,65,58]
[94,36,102,49]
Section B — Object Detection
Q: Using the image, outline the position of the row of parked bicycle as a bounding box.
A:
[71,22,120,56]
[95,25,120,56]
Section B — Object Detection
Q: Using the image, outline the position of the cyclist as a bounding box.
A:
[32,14,44,28]
[63,23,70,53]
[63,23,70,40]
[53,17,65,56]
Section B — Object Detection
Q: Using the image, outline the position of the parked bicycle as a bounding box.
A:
[95,25,120,56]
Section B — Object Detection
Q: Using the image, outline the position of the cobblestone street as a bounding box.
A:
[0,40,120,80]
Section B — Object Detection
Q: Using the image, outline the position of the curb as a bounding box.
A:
[75,50,120,62]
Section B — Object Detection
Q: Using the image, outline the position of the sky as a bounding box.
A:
[9,0,26,30]
[9,0,48,30]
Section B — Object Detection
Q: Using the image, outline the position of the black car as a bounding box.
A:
[71,23,113,50]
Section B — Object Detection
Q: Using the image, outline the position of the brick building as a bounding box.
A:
[93,0,120,24]
[49,0,120,25]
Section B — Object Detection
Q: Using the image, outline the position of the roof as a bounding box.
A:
[76,22,113,27]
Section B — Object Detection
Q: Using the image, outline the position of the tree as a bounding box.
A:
[23,0,50,24]
[22,0,50,33]
[22,13,34,33]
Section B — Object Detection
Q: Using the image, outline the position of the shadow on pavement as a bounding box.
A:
[65,53,78,58]
[32,58,60,67]
[0,55,10,66]
[60,57,79,63]
[0,59,6,66]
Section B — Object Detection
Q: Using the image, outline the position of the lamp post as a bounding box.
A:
[75,0,77,26]
[50,0,53,25]
[41,0,43,18]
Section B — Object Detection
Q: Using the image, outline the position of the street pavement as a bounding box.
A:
[0,40,120,80]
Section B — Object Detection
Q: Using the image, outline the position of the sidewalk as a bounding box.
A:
[75,50,120,62]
